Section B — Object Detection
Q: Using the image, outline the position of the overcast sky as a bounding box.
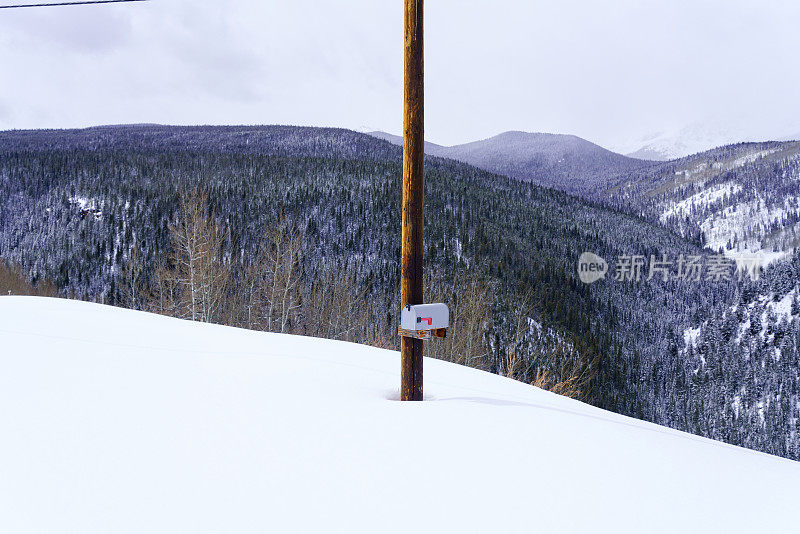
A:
[1,0,799,152]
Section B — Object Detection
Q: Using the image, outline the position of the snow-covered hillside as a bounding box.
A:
[1,297,799,533]
[609,140,800,265]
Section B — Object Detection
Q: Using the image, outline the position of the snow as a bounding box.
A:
[1,296,799,533]
[732,395,742,419]
[730,148,781,167]
[722,290,798,351]
[683,325,701,348]
[619,119,800,160]
[528,317,542,333]
[660,182,742,221]
[620,122,751,161]
[70,196,91,210]
[698,196,799,266]
[770,289,796,320]
[70,195,103,220]
[453,237,463,261]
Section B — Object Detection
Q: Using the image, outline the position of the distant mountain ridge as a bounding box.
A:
[2,124,401,161]
[625,145,677,161]
[368,130,655,195]
[366,130,447,157]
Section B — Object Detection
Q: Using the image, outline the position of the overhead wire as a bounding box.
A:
[0,0,148,9]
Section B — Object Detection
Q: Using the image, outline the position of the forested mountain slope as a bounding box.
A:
[0,124,399,160]
[1,124,798,460]
[601,140,800,261]
[676,253,800,458]
[368,129,800,262]
[370,128,800,264]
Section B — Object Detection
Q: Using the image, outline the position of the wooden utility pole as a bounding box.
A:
[401,0,424,401]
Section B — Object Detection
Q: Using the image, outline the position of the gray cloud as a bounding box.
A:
[0,100,11,123]
[2,5,133,53]
[0,0,798,151]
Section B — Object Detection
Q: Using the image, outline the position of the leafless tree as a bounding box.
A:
[425,269,492,370]
[0,259,57,297]
[501,293,595,400]
[257,212,304,333]
[154,190,230,323]
[120,240,145,310]
[302,265,367,341]
[501,306,531,380]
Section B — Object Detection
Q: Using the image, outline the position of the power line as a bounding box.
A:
[0,0,148,9]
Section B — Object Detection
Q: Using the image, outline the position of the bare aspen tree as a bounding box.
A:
[121,240,145,310]
[357,286,398,350]
[259,213,303,333]
[359,294,397,350]
[239,258,264,330]
[302,264,373,342]
[425,270,492,369]
[502,308,531,380]
[157,190,230,323]
[151,257,179,317]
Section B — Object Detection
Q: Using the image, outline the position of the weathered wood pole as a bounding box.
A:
[400,0,424,401]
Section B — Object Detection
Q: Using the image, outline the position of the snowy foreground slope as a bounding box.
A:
[1,297,799,533]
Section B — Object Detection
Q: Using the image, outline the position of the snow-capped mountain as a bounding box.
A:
[2,296,799,533]
[621,121,800,161]
[622,123,754,161]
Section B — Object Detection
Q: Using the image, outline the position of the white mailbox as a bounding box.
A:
[399,303,449,340]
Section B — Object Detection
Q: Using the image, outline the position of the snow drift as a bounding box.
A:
[1,297,798,533]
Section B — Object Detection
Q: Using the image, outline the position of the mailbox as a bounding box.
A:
[399,303,449,340]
